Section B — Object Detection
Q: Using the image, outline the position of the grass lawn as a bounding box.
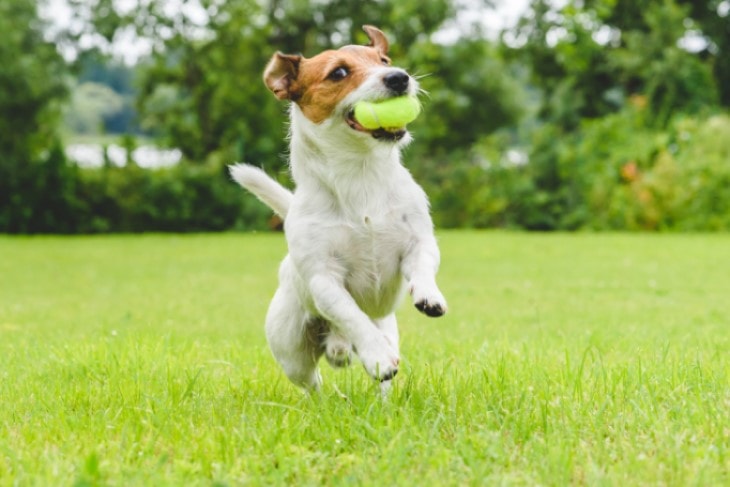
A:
[0,232,728,485]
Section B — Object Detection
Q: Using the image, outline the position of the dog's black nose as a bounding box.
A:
[384,71,410,94]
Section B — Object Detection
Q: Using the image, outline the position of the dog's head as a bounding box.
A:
[263,25,419,145]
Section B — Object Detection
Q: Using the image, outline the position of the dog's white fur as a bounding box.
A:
[230,27,446,390]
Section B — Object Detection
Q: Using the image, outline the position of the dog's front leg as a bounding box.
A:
[308,274,400,381]
[402,234,448,317]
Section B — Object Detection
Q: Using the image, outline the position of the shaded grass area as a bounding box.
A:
[0,232,728,485]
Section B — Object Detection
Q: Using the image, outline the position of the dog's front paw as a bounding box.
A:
[356,334,400,382]
[410,281,448,317]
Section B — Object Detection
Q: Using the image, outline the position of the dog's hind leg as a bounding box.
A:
[323,327,353,368]
[265,280,323,391]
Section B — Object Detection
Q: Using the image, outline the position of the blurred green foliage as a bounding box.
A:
[0,0,71,232]
[64,82,125,134]
[2,0,729,233]
[72,161,269,232]
[66,52,141,135]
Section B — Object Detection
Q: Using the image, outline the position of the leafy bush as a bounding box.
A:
[0,0,71,232]
[1,151,276,234]
[72,161,273,233]
[0,143,84,233]
[552,109,730,231]
[613,114,730,231]
[4,111,729,234]
[415,109,730,232]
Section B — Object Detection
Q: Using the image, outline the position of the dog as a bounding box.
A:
[230,25,447,392]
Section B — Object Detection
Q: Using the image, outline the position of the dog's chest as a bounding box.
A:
[345,210,407,262]
[338,207,410,313]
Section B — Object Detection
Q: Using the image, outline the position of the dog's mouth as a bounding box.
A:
[345,109,407,142]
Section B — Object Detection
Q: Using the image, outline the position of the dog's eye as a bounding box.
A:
[381,58,390,65]
[328,66,349,81]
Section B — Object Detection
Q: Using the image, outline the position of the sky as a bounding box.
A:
[41,0,532,64]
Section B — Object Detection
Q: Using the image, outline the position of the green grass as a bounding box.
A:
[1,232,728,485]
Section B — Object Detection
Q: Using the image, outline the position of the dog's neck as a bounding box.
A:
[288,105,405,206]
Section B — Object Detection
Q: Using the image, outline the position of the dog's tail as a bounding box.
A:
[228,163,293,219]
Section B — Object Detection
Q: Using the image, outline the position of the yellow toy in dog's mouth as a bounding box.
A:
[347,96,421,140]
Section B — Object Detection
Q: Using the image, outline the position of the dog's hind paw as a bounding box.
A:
[324,334,353,368]
[326,352,352,368]
[324,347,352,368]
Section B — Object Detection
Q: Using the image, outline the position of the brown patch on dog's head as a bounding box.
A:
[263,25,393,123]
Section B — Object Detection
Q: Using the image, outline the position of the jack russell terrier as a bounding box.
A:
[230,25,447,393]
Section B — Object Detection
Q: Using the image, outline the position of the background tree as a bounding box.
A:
[71,50,142,135]
[4,0,727,233]
[500,0,726,230]
[64,81,125,134]
[0,0,74,232]
[74,0,520,173]
[591,0,730,107]
[509,0,719,128]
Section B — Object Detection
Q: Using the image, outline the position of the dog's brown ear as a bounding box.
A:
[363,25,389,55]
[264,52,302,100]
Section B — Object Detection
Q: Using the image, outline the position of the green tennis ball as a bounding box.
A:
[353,96,421,130]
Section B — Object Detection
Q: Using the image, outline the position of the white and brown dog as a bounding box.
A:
[230,25,447,392]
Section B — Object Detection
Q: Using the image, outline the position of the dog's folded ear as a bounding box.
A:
[363,25,389,55]
[264,52,302,100]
